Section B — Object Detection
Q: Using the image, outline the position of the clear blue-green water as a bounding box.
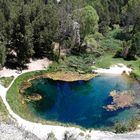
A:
[24,75,140,129]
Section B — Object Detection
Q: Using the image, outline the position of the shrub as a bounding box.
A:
[92,32,104,41]
[84,35,98,49]
[114,118,138,133]
[47,132,57,140]
[0,76,14,88]
[114,123,128,133]
[128,118,138,131]
[48,55,94,74]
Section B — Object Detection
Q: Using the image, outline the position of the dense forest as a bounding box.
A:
[0,0,140,69]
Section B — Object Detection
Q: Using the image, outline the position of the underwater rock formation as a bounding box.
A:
[104,90,134,111]
[24,94,42,102]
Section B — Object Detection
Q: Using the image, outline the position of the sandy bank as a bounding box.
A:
[0,58,51,78]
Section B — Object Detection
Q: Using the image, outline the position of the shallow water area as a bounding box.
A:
[23,74,140,129]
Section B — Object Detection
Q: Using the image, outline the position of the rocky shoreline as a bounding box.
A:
[1,120,140,140]
[0,122,40,140]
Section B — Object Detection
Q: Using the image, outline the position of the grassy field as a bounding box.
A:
[95,53,140,79]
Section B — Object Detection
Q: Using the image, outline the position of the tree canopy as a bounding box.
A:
[0,0,139,68]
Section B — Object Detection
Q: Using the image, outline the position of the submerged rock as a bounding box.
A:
[19,81,32,94]
[104,90,134,111]
[24,94,42,102]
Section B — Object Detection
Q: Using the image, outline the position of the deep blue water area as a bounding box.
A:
[24,75,140,129]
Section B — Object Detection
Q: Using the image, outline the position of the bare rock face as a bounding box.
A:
[73,21,81,46]
[104,90,134,111]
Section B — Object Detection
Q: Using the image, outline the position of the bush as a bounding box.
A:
[128,118,138,131]
[47,132,57,140]
[63,131,75,140]
[132,32,140,57]
[114,118,138,133]
[92,32,104,41]
[0,76,14,88]
[114,123,128,133]
[84,35,98,49]
[48,55,94,74]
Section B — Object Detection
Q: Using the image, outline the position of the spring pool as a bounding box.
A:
[23,74,140,129]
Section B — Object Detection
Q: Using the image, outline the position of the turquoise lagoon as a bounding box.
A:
[24,74,140,129]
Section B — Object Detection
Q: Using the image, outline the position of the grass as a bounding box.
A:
[0,76,14,88]
[95,53,140,80]
[94,27,140,80]
[0,97,10,122]
[6,70,47,122]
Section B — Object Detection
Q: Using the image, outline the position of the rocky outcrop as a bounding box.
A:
[73,21,81,46]
[104,90,134,111]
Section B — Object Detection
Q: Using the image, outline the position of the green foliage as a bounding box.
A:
[32,3,59,58]
[0,41,6,67]
[84,35,98,49]
[125,0,140,23]
[92,32,104,41]
[73,5,99,38]
[0,76,14,88]
[114,118,138,133]
[128,118,138,131]
[0,0,139,70]
[88,0,110,34]
[95,53,140,79]
[132,32,140,57]
[99,29,123,53]
[114,123,128,133]
[48,55,95,73]
[0,97,9,122]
